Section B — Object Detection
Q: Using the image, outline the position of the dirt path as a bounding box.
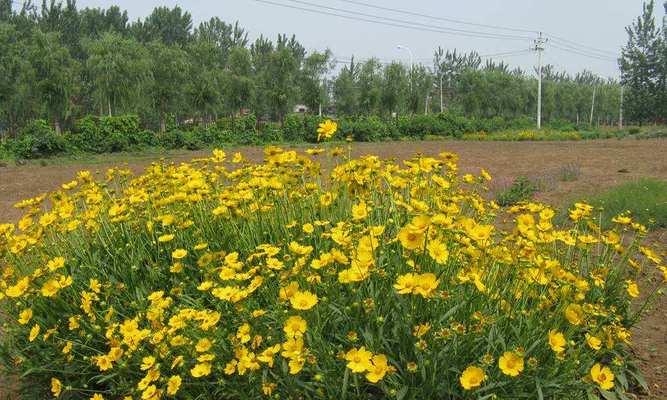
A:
[0,138,666,398]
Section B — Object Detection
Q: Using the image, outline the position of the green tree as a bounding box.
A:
[84,32,151,116]
[194,18,248,63]
[147,41,189,132]
[299,50,332,114]
[0,23,36,137]
[28,29,78,133]
[357,59,383,115]
[382,62,408,115]
[79,6,128,38]
[619,0,663,124]
[266,47,298,122]
[333,60,358,116]
[133,6,192,46]
[224,46,254,116]
[186,37,224,124]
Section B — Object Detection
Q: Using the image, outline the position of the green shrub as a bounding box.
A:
[496,176,539,206]
[72,115,148,153]
[344,116,390,142]
[10,120,69,159]
[582,178,667,229]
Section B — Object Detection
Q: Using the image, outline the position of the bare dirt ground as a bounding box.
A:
[0,139,666,398]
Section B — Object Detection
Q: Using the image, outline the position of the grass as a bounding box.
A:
[561,178,667,230]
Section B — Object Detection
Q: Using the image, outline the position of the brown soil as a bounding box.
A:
[0,139,666,398]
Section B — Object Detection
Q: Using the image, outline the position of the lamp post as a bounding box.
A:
[397,44,414,92]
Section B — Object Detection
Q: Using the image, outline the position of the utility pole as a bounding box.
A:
[439,73,444,112]
[533,32,546,129]
[619,86,624,129]
[589,84,597,126]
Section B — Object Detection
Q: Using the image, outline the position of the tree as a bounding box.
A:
[224,46,254,116]
[382,62,408,115]
[194,18,248,63]
[79,6,128,38]
[333,59,358,116]
[186,37,224,124]
[133,6,192,46]
[0,22,36,137]
[356,59,383,115]
[28,29,78,133]
[84,32,151,116]
[148,41,189,132]
[619,0,663,124]
[265,47,298,122]
[299,50,332,113]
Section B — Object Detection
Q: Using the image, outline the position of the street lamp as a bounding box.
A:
[396,44,414,71]
[396,44,414,92]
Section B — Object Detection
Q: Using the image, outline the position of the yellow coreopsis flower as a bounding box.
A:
[345,347,373,373]
[352,201,369,220]
[590,363,614,390]
[427,239,449,264]
[365,354,390,383]
[498,351,524,377]
[171,249,188,260]
[51,377,62,397]
[289,290,318,310]
[626,280,639,298]
[191,362,212,378]
[284,315,307,338]
[459,365,486,390]
[586,334,602,351]
[564,303,584,326]
[166,375,182,395]
[548,330,566,353]
[18,308,33,325]
[29,324,40,342]
[316,119,337,141]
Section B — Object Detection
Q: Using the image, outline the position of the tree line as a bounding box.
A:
[0,0,664,139]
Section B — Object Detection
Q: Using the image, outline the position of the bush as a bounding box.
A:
[72,115,150,153]
[496,176,539,206]
[344,116,390,142]
[0,145,658,399]
[10,120,69,159]
[578,178,667,229]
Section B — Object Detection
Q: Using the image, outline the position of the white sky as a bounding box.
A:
[71,1,667,78]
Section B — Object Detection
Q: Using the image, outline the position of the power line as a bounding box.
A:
[547,34,617,57]
[333,0,539,34]
[549,42,617,63]
[250,0,534,41]
[332,0,618,60]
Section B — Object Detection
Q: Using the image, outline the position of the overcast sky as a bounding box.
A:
[72,0,666,78]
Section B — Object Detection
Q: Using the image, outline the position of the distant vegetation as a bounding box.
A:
[0,0,665,143]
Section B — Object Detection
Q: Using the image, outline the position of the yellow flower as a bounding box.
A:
[548,330,566,353]
[590,363,614,390]
[564,303,584,325]
[171,249,188,260]
[317,119,337,141]
[365,354,390,383]
[18,308,33,325]
[51,377,62,397]
[302,223,314,234]
[289,290,318,310]
[158,234,174,243]
[586,334,602,351]
[196,338,213,353]
[284,316,307,338]
[459,365,486,390]
[29,324,41,342]
[345,347,373,373]
[166,375,182,395]
[191,362,212,378]
[319,192,336,207]
[6,276,30,298]
[352,201,369,220]
[626,280,639,298]
[498,351,524,377]
[140,356,156,371]
[397,226,425,251]
[427,239,449,264]
[90,394,104,400]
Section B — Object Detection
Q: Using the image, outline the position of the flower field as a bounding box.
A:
[0,123,665,399]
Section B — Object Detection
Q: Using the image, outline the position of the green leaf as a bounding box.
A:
[600,389,618,400]
[396,385,409,400]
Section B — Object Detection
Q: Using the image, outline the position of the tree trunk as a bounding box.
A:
[160,114,166,133]
[54,119,61,135]
[108,98,112,117]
